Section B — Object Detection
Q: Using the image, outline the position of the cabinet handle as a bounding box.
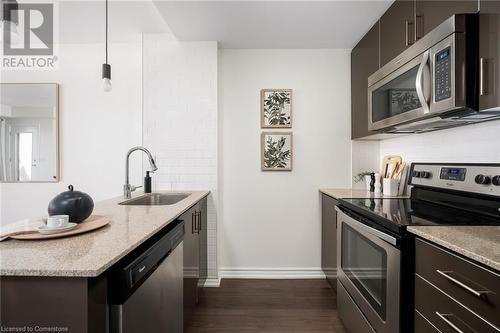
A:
[436,270,492,298]
[480,58,489,96]
[193,211,200,234]
[191,212,194,234]
[197,211,202,232]
[435,312,466,333]
[415,15,423,41]
[405,20,414,46]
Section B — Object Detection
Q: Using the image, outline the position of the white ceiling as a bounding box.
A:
[57,0,170,43]
[153,0,394,49]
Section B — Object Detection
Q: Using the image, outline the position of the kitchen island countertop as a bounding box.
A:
[0,191,209,277]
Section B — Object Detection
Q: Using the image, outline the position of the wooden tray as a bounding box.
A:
[11,215,110,240]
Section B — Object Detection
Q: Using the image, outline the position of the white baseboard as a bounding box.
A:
[220,267,327,279]
[203,277,222,287]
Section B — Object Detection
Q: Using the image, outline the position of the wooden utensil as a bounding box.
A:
[381,155,403,188]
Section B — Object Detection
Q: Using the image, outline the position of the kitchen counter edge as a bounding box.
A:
[320,188,409,200]
[408,226,500,272]
[0,190,210,278]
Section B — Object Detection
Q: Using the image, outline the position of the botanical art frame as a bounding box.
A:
[261,89,292,128]
[261,132,293,171]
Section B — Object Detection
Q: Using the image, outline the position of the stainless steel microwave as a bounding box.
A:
[368,14,500,133]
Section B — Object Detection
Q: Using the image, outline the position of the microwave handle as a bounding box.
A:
[416,50,430,114]
[480,58,489,96]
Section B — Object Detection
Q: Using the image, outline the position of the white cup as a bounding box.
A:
[383,178,400,196]
[47,215,69,228]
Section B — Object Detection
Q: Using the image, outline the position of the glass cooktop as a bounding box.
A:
[339,196,500,235]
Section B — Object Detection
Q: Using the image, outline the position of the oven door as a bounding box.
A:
[336,207,401,333]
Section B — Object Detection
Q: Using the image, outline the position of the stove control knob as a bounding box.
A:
[492,176,500,186]
[475,174,491,185]
[421,171,431,179]
[413,171,421,178]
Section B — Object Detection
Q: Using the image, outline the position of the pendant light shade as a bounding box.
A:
[102,63,112,92]
[102,0,112,92]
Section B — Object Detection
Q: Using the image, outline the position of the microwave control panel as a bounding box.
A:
[435,48,451,102]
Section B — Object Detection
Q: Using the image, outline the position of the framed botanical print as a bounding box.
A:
[261,132,293,171]
[261,89,292,128]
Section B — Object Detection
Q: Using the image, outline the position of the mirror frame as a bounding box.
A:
[0,83,60,183]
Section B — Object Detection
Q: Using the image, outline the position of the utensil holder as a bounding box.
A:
[383,178,399,196]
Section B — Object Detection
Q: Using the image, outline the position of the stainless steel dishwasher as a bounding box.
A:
[109,220,184,333]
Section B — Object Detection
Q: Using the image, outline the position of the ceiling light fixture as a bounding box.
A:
[102,0,112,92]
[0,0,20,45]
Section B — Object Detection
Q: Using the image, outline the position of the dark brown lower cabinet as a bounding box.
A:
[182,197,208,325]
[198,197,208,296]
[415,309,440,333]
[321,194,338,291]
[0,275,107,333]
[414,238,500,332]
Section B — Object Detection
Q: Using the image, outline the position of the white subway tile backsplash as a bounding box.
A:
[379,121,500,164]
[143,35,219,279]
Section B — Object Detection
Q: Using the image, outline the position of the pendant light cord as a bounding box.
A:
[105,0,108,64]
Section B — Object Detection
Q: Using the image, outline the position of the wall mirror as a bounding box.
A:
[0,83,59,182]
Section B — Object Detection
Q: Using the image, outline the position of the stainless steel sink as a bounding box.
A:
[119,193,190,206]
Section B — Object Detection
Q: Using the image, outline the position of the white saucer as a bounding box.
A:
[37,223,78,235]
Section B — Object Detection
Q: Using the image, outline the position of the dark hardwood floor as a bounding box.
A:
[185,279,347,333]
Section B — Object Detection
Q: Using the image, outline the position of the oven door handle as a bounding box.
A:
[336,206,398,246]
[416,50,431,114]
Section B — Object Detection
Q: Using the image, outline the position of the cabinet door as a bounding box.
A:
[198,198,208,288]
[380,0,415,67]
[321,194,338,291]
[181,204,199,325]
[351,22,380,139]
[415,0,478,39]
[479,3,500,110]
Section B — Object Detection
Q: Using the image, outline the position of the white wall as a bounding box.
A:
[350,120,500,189]
[219,49,352,277]
[379,121,500,164]
[0,42,143,225]
[351,141,380,189]
[142,34,219,281]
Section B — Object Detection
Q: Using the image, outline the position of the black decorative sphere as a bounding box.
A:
[48,185,94,223]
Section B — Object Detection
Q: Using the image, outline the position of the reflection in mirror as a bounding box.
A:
[0,83,59,182]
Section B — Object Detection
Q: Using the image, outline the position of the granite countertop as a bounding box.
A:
[408,226,500,272]
[0,190,210,277]
[320,188,409,199]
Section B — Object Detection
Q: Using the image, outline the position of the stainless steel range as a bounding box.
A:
[336,163,500,333]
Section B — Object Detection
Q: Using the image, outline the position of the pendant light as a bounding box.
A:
[0,0,20,45]
[102,0,112,92]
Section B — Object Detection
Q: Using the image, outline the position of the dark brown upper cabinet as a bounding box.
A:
[380,0,415,67]
[479,1,500,111]
[415,0,478,39]
[481,0,500,13]
[351,22,380,139]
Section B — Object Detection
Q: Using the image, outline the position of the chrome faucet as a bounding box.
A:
[124,146,158,199]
